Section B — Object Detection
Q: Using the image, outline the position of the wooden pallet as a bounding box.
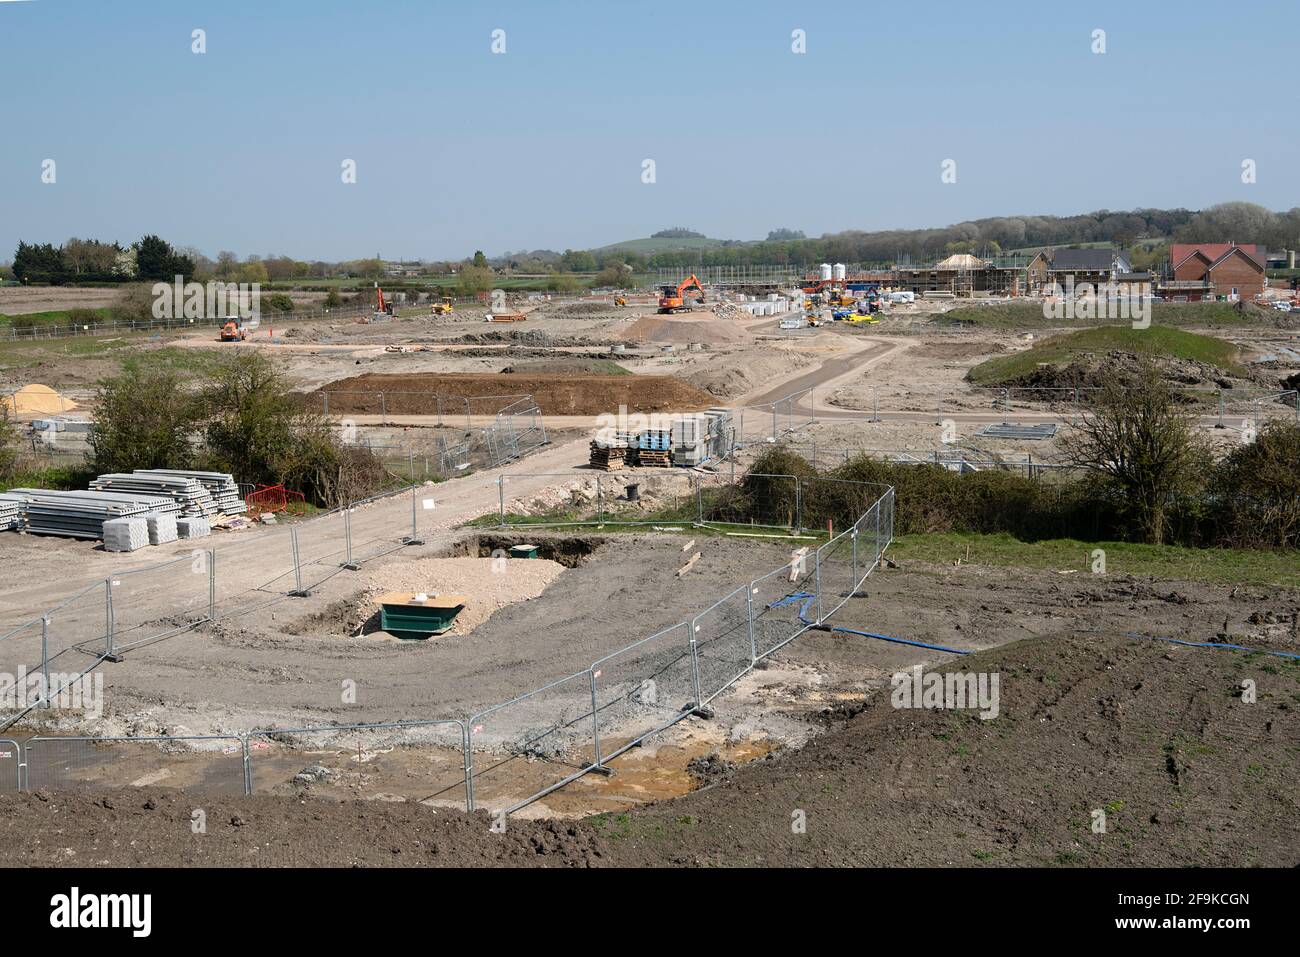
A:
[637,450,671,467]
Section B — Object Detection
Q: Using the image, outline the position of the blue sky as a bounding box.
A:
[1,0,1295,261]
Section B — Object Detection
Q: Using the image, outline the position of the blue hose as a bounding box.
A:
[830,626,971,655]
[1117,631,1300,661]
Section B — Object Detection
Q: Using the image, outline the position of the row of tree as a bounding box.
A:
[11,236,195,284]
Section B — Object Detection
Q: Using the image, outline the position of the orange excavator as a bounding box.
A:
[657,274,706,314]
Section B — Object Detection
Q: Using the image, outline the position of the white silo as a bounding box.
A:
[832,263,846,281]
[819,263,833,281]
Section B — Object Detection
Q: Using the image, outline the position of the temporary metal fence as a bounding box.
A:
[0,738,21,792]
[0,472,894,817]
[731,388,816,442]
[0,482,437,732]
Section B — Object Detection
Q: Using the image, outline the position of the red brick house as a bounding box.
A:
[1162,242,1267,301]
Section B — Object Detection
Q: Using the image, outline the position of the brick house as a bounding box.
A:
[1162,242,1267,301]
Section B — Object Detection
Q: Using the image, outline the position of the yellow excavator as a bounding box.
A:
[614,294,627,307]
[431,296,454,316]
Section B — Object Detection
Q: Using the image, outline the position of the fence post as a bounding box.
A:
[746,587,757,666]
[322,393,329,416]
[40,617,50,708]
[851,526,858,593]
[406,485,424,545]
[794,478,803,534]
[379,392,387,425]
[289,528,308,596]
[208,549,216,620]
[463,722,475,812]
[596,474,604,524]
[497,477,505,527]
[589,670,604,771]
[104,578,116,660]
[689,620,704,709]
[696,479,704,525]
[241,734,252,795]
[814,548,823,624]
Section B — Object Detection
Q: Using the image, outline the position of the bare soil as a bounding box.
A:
[315,372,716,415]
[5,625,1295,867]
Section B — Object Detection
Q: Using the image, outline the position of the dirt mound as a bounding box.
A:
[620,312,749,346]
[592,631,1300,867]
[999,350,1245,395]
[318,372,715,415]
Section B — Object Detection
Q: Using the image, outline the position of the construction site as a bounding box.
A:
[2,8,1299,925]
[1,270,1298,875]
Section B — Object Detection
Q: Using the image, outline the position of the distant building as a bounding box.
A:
[1162,242,1267,301]
[1026,247,1132,295]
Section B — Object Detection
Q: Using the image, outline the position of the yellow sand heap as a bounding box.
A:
[1,384,77,416]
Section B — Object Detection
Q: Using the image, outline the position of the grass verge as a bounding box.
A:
[890,532,1300,587]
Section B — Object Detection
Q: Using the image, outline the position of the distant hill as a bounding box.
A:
[592,235,734,255]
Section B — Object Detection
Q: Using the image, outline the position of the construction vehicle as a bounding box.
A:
[614,294,627,307]
[431,296,454,316]
[657,275,706,314]
[219,316,248,341]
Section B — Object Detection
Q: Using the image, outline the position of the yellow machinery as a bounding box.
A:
[614,295,627,306]
[431,296,454,316]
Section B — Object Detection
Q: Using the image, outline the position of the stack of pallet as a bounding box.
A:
[139,470,246,515]
[589,441,628,471]
[637,429,672,467]
[90,472,218,518]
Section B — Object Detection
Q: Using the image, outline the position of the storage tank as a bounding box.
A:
[832,263,846,281]
[819,263,833,281]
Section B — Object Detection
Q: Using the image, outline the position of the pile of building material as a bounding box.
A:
[103,516,150,552]
[0,495,23,532]
[4,489,174,539]
[176,516,211,539]
[589,440,629,471]
[90,472,218,517]
[146,512,178,545]
[671,409,732,467]
[636,428,672,467]
[486,312,526,323]
[30,415,94,435]
[139,470,246,515]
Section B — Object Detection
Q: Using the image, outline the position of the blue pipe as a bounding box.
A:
[829,626,971,655]
[1117,631,1300,661]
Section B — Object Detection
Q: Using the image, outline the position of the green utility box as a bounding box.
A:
[508,544,539,559]
[376,592,466,639]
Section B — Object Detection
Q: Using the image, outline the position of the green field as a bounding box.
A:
[967,325,1243,386]
[943,301,1268,333]
[0,307,114,329]
[889,532,1300,586]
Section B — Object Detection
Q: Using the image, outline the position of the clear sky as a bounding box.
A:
[1,0,1295,262]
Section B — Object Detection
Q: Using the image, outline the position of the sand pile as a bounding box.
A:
[619,311,749,346]
[351,557,566,637]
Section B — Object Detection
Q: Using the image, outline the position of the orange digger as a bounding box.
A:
[657,274,706,314]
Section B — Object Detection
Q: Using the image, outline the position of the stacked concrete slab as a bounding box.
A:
[3,489,175,538]
[103,516,150,552]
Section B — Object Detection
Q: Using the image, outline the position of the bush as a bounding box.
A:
[0,408,18,478]
[201,351,387,507]
[90,366,203,474]
[66,308,103,329]
[1207,422,1300,549]
[261,293,294,314]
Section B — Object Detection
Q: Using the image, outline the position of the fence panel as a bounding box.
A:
[210,527,300,619]
[748,558,818,660]
[24,735,247,795]
[291,509,351,594]
[590,622,696,761]
[467,670,597,814]
[348,494,416,566]
[815,527,858,622]
[692,585,755,705]
[108,553,215,654]
[0,738,21,792]
[248,721,467,809]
